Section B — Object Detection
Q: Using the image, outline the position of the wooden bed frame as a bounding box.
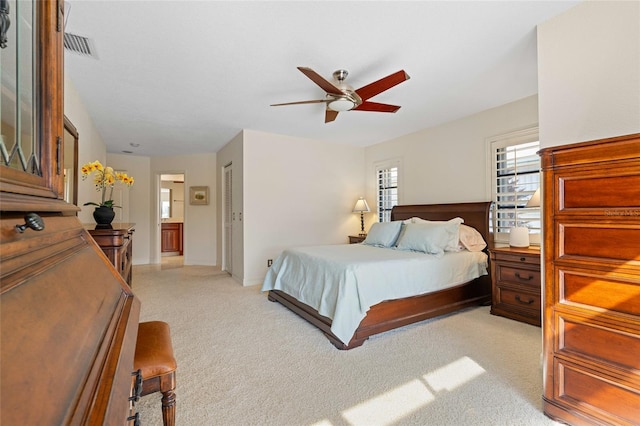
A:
[268,201,493,349]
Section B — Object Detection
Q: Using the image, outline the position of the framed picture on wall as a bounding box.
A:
[189,186,209,205]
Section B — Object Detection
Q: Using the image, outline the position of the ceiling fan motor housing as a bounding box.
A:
[327,70,361,111]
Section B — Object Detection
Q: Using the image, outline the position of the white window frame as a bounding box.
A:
[374,158,402,222]
[486,127,541,245]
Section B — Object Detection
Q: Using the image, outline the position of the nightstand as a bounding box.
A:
[489,245,541,326]
[349,235,366,244]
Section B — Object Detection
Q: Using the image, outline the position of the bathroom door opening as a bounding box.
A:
[160,173,185,265]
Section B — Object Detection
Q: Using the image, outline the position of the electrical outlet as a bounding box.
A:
[267,259,273,267]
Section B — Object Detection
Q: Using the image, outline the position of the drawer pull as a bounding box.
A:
[520,257,526,261]
[15,213,45,233]
[127,412,140,426]
[515,272,533,281]
[130,369,143,403]
[515,295,534,305]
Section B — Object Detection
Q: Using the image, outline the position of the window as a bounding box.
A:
[376,164,399,222]
[488,128,541,244]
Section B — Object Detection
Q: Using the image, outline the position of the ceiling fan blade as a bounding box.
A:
[325,109,339,123]
[298,67,344,96]
[270,99,328,107]
[353,101,401,113]
[355,70,410,101]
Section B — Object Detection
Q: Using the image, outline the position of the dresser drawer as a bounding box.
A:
[556,312,640,373]
[560,172,640,212]
[558,267,640,315]
[559,222,640,267]
[553,358,640,425]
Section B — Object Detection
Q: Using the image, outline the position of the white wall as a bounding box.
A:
[151,154,217,266]
[107,153,152,265]
[218,129,366,286]
[365,95,539,209]
[538,1,640,148]
[63,76,107,224]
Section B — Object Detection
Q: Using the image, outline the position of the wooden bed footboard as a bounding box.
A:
[269,274,491,350]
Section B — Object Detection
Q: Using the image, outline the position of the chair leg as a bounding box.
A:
[160,388,176,426]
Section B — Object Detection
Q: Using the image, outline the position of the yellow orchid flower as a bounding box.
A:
[80,160,134,208]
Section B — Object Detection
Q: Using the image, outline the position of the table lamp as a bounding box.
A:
[352,197,370,236]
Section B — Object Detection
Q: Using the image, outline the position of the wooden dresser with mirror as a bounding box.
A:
[1,1,141,424]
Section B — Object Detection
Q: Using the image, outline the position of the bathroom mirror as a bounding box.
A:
[161,188,172,219]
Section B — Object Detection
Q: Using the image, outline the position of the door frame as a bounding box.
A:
[156,172,185,264]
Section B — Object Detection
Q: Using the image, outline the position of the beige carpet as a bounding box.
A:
[132,264,560,426]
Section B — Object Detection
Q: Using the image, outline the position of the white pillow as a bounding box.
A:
[395,220,462,256]
[459,224,487,252]
[362,221,403,248]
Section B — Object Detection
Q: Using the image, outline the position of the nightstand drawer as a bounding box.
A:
[493,285,541,326]
[492,251,540,265]
[495,286,541,312]
[496,265,541,288]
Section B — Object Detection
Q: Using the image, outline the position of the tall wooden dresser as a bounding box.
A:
[0,2,141,424]
[540,133,640,425]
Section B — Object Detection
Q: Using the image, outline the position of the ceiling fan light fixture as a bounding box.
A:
[328,98,355,111]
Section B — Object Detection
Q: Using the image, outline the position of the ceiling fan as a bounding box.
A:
[271,67,410,123]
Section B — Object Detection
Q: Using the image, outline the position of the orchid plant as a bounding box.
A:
[81,160,134,208]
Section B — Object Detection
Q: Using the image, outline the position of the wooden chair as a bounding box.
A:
[134,321,177,426]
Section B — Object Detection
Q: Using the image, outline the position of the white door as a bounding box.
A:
[223,164,233,273]
[112,170,130,223]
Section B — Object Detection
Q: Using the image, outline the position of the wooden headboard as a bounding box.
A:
[390,202,493,247]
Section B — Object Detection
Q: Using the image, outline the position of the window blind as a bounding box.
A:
[377,166,398,222]
[492,139,541,240]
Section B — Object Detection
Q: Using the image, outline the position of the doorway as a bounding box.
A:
[160,173,185,267]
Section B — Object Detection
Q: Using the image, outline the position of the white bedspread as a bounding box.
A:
[261,244,488,344]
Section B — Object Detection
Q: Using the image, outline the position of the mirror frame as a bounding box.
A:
[63,116,79,206]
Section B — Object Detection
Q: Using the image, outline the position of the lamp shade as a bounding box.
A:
[352,197,370,213]
[525,188,541,208]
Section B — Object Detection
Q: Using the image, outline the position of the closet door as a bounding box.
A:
[223,163,233,273]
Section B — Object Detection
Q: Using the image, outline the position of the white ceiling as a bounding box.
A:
[64,0,579,157]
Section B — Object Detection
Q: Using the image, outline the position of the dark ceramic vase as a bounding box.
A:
[93,206,115,225]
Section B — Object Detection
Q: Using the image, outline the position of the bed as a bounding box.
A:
[262,202,493,349]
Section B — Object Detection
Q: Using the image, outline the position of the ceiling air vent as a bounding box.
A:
[64,33,98,59]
